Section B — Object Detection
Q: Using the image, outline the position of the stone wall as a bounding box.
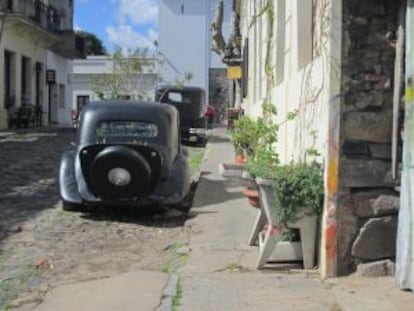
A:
[209,68,229,120]
[338,0,402,275]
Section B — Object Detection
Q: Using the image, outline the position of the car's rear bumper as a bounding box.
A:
[62,153,191,208]
[181,128,207,143]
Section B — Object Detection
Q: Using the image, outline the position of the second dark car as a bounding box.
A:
[155,86,207,145]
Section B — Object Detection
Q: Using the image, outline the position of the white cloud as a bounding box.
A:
[74,23,82,31]
[118,0,159,25]
[106,25,158,50]
[147,28,158,42]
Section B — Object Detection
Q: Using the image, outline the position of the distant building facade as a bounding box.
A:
[0,0,85,129]
[72,56,158,113]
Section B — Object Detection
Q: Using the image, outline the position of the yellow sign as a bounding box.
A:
[227,66,242,79]
[406,87,413,102]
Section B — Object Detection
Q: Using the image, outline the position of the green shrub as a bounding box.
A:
[271,162,324,225]
[231,116,259,156]
[245,118,279,178]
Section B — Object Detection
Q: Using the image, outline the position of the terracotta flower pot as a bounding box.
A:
[242,187,260,208]
[235,153,247,164]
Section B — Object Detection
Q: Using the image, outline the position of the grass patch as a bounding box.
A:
[160,243,188,274]
[179,253,189,266]
[0,265,43,311]
[214,262,249,273]
[172,278,182,311]
[322,281,337,290]
[0,279,19,310]
[160,262,171,274]
[225,263,244,272]
[188,148,206,171]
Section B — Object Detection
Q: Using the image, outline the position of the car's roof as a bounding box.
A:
[78,100,179,145]
[81,100,179,123]
[155,85,205,93]
[84,100,171,113]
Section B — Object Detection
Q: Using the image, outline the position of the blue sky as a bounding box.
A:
[74,0,159,52]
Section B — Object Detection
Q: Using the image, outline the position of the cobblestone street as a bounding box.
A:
[0,128,196,310]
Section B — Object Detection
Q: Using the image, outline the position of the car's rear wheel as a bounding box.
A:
[172,180,197,211]
[89,146,152,200]
[173,191,193,211]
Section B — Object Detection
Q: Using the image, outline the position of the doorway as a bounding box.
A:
[76,95,90,113]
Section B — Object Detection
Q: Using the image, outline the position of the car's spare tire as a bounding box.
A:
[89,145,152,200]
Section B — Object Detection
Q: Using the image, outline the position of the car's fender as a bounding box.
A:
[59,150,82,205]
[151,153,191,204]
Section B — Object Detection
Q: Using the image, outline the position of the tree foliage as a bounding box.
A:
[90,47,155,100]
[76,30,107,55]
[210,0,242,107]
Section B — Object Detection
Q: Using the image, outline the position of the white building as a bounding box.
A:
[72,56,159,113]
[158,0,232,100]
[0,0,85,129]
[239,0,324,163]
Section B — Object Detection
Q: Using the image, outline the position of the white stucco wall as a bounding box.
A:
[241,0,334,164]
[0,27,49,129]
[159,0,209,90]
[47,51,73,127]
[158,0,232,101]
[0,0,76,129]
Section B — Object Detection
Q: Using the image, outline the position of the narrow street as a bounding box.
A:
[0,128,202,310]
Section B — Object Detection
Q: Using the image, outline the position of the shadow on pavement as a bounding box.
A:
[207,135,231,144]
[0,128,75,243]
[78,205,188,228]
[191,173,248,208]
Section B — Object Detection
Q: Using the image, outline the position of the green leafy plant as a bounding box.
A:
[271,162,324,225]
[231,116,259,157]
[245,102,279,178]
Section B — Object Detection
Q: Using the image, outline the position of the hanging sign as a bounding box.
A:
[46,69,56,84]
[227,66,242,79]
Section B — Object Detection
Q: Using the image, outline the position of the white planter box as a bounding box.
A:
[269,241,303,262]
[255,177,318,269]
[218,162,246,177]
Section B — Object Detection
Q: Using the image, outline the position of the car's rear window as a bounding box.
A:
[95,121,158,143]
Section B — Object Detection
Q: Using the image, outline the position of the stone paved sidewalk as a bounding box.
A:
[178,127,414,311]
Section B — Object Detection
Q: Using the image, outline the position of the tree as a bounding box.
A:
[211,0,242,107]
[90,46,155,100]
[76,30,107,55]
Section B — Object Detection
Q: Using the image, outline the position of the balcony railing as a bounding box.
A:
[0,0,61,33]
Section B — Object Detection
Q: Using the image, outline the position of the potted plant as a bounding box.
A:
[245,102,279,211]
[271,162,324,226]
[242,103,279,246]
[255,161,324,269]
[220,115,261,178]
[231,115,259,163]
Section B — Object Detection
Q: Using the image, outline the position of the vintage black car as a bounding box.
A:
[59,100,191,211]
[155,86,207,145]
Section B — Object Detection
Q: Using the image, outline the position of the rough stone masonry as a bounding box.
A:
[338,0,402,276]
